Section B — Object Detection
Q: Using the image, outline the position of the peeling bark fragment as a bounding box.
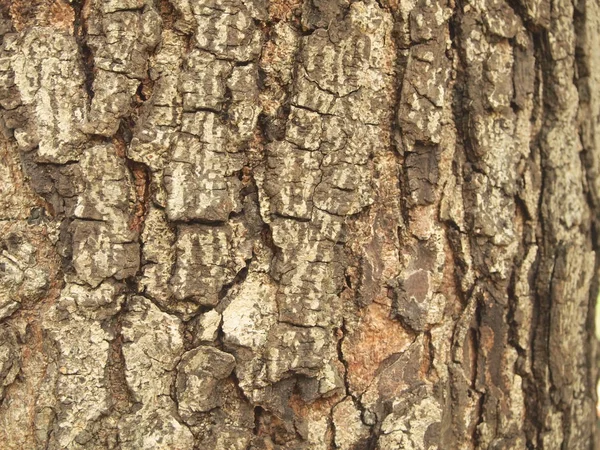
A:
[293,18,393,125]
[276,257,343,328]
[332,397,371,449]
[301,0,349,30]
[0,327,20,401]
[6,28,87,162]
[0,230,50,318]
[377,385,442,450]
[444,0,598,445]
[189,309,222,344]
[71,221,140,288]
[43,283,124,449]
[128,28,185,176]
[68,144,139,287]
[188,0,264,62]
[268,217,345,328]
[190,381,254,450]
[221,271,278,403]
[83,71,140,137]
[343,303,414,396]
[180,49,232,112]
[258,21,300,138]
[176,345,236,418]
[258,141,321,220]
[253,5,398,413]
[139,205,176,306]
[222,272,277,350]
[361,335,428,418]
[119,295,194,450]
[405,143,441,206]
[391,271,445,331]
[158,42,260,222]
[165,129,244,222]
[0,141,42,221]
[228,64,262,144]
[266,323,344,398]
[170,222,251,307]
[83,1,161,136]
[398,43,448,145]
[73,144,136,237]
[392,6,454,422]
[482,0,520,38]
[514,0,551,28]
[58,280,125,320]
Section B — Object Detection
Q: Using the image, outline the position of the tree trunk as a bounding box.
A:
[0,0,599,448]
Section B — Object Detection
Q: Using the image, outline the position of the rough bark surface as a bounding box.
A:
[0,0,599,448]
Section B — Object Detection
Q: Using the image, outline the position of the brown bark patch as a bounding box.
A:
[47,0,74,32]
[343,303,414,394]
[9,0,73,33]
[268,0,302,22]
[129,163,149,234]
[289,393,340,445]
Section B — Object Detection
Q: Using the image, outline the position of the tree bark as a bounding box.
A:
[0,0,599,448]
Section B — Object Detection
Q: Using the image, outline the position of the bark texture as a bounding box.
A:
[0,0,599,448]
